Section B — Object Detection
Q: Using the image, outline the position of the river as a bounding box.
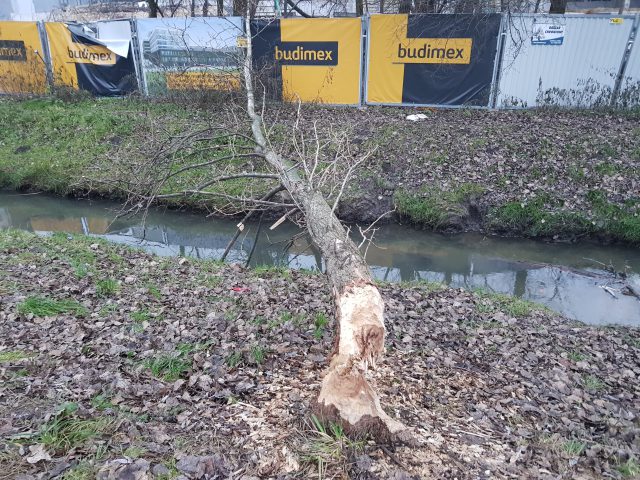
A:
[1,191,639,326]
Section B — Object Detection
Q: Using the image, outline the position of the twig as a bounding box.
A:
[221,185,285,261]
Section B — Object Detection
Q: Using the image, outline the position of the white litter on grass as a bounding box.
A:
[406,114,428,121]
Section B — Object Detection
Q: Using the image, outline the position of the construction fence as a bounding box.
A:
[0,13,639,108]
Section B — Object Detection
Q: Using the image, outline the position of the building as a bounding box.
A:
[143,27,237,68]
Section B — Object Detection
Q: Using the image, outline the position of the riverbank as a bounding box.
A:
[0,97,639,245]
[1,229,639,479]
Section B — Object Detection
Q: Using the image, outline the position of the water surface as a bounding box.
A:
[1,191,639,326]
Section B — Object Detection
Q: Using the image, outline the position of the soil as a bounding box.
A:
[1,230,639,479]
[270,106,640,236]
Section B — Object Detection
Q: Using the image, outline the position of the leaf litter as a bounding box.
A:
[0,230,638,479]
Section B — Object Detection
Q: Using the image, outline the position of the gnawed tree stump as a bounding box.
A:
[242,15,408,440]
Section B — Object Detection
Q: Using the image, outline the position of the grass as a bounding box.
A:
[37,402,112,454]
[0,350,33,363]
[489,192,640,244]
[250,344,267,365]
[618,459,640,477]
[568,350,586,362]
[123,446,146,459]
[298,415,366,478]
[473,289,543,318]
[489,195,595,239]
[131,308,151,323]
[586,190,640,244]
[90,393,116,411]
[0,98,192,195]
[145,349,192,381]
[226,351,243,368]
[394,183,484,229]
[582,374,605,391]
[61,462,97,480]
[253,264,292,278]
[96,278,119,297]
[562,439,586,456]
[17,296,87,317]
[145,282,162,300]
[313,312,330,339]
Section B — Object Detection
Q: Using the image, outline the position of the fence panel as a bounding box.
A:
[496,14,634,108]
[251,18,363,105]
[0,21,48,94]
[45,22,137,96]
[365,14,502,107]
[135,17,243,96]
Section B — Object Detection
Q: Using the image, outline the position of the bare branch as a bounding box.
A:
[163,153,265,181]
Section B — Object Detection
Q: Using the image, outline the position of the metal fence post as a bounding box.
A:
[490,14,508,109]
[129,18,148,96]
[611,14,640,106]
[36,20,54,91]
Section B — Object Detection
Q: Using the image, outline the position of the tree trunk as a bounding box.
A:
[414,0,436,13]
[203,0,210,15]
[549,0,566,13]
[398,0,412,13]
[241,15,408,440]
[148,0,160,17]
[191,0,196,16]
[217,0,224,15]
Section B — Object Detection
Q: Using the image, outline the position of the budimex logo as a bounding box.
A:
[0,40,27,62]
[66,45,115,65]
[392,38,472,64]
[273,41,338,66]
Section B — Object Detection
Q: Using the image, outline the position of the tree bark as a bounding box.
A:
[549,0,567,13]
[241,15,407,440]
[217,0,224,15]
[203,0,210,15]
[148,0,161,17]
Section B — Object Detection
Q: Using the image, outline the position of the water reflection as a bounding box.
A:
[1,192,639,326]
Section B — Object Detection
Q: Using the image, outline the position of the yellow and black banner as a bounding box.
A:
[45,22,137,96]
[366,14,501,106]
[251,18,361,105]
[0,21,47,94]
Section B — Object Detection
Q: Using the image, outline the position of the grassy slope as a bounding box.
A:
[0,98,192,194]
[1,98,639,244]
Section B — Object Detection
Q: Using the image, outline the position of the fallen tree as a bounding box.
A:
[240,14,407,440]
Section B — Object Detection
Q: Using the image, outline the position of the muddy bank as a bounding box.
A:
[1,98,639,245]
[274,106,640,245]
[1,229,639,479]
